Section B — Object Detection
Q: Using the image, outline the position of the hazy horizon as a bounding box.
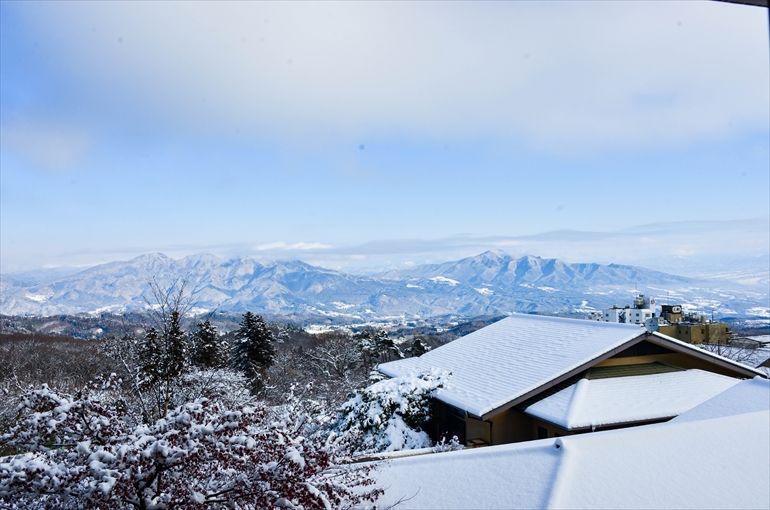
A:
[3,216,768,279]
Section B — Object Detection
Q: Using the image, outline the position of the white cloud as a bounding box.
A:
[12,1,768,152]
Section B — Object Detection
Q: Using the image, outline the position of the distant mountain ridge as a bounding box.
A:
[380,250,690,287]
[1,251,766,319]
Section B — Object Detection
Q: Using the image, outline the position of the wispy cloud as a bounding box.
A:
[3,217,767,276]
[280,217,770,274]
[254,241,332,251]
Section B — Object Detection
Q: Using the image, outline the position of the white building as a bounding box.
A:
[599,294,655,325]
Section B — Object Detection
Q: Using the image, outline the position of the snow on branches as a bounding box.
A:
[334,369,450,454]
[0,377,381,509]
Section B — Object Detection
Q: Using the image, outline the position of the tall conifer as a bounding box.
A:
[192,319,226,369]
[137,310,189,416]
[232,312,276,379]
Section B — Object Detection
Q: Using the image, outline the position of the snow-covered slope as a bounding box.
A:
[1,251,766,318]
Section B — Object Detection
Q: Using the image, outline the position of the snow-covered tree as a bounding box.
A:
[334,369,450,453]
[100,281,248,423]
[356,330,403,372]
[406,338,431,357]
[303,332,362,382]
[233,312,276,382]
[191,319,227,369]
[137,310,190,418]
[0,377,382,509]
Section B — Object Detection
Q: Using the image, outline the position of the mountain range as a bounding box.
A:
[1,251,767,320]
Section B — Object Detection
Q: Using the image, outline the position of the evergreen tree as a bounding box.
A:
[137,310,190,417]
[233,312,276,379]
[355,330,379,373]
[355,329,403,372]
[375,330,404,362]
[192,319,226,369]
[407,338,431,357]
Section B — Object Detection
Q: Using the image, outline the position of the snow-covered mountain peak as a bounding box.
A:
[0,251,765,318]
[181,253,223,266]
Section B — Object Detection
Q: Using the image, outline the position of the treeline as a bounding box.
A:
[0,281,419,508]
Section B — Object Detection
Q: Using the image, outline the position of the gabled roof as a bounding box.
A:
[523,368,740,430]
[378,313,764,419]
[379,314,646,418]
[374,379,770,510]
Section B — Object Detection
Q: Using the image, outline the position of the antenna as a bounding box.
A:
[644,318,659,334]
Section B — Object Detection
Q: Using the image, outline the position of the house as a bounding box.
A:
[373,377,770,509]
[377,314,764,445]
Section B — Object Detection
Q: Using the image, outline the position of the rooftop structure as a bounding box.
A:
[373,378,770,509]
[521,366,740,431]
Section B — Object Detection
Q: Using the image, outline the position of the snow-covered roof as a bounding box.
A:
[672,376,770,424]
[378,314,648,417]
[523,368,740,430]
[374,379,770,509]
[379,314,764,418]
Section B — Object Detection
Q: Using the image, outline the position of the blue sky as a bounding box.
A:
[1,1,768,273]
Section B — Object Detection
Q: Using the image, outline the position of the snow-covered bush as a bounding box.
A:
[177,367,256,410]
[334,369,450,453]
[431,435,464,453]
[0,377,381,509]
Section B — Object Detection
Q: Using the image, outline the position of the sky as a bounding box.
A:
[1,1,768,274]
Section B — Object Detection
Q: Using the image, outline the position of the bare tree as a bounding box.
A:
[142,276,198,335]
[303,331,362,381]
[696,340,769,368]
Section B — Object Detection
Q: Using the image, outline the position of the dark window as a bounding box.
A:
[538,426,548,439]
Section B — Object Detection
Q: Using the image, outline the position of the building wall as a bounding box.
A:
[466,416,491,444]
[594,352,744,377]
[657,323,731,345]
[530,417,572,439]
[431,402,539,446]
[489,408,534,445]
